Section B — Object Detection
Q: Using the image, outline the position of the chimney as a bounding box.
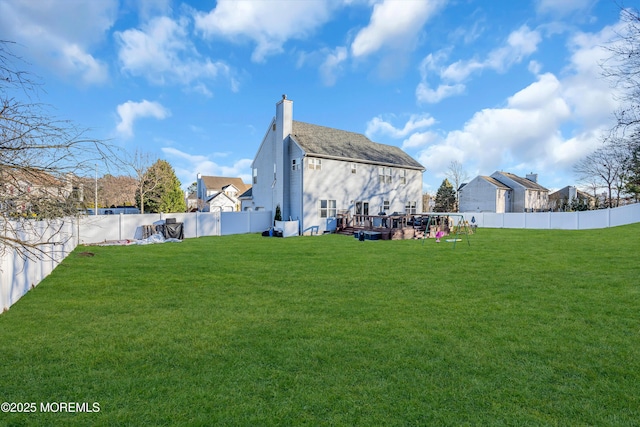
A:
[275,94,293,139]
[526,173,538,183]
[273,95,293,217]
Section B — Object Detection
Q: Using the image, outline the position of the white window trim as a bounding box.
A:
[309,158,322,170]
[379,167,392,184]
[319,199,337,218]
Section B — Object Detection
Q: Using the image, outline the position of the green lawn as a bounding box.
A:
[1,225,639,426]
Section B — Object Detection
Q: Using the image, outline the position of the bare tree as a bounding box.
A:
[445,160,470,211]
[99,175,137,208]
[1,40,118,260]
[602,4,640,133]
[128,150,162,215]
[598,4,640,203]
[573,143,624,208]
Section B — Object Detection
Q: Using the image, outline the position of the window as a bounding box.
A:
[351,163,357,174]
[400,170,406,184]
[405,201,417,214]
[253,168,258,184]
[378,167,392,184]
[309,158,322,170]
[382,200,390,212]
[292,159,299,171]
[319,199,336,218]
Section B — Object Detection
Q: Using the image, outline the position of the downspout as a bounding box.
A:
[299,155,304,235]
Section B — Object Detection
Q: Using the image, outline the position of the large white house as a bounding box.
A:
[459,171,549,213]
[247,96,425,234]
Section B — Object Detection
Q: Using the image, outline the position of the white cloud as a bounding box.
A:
[417,26,542,104]
[366,114,436,139]
[442,25,542,82]
[194,0,335,62]
[401,131,441,150]
[412,24,619,189]
[416,81,465,104]
[319,46,348,86]
[436,74,571,171]
[162,147,253,189]
[351,0,445,58]
[0,0,116,84]
[116,100,171,138]
[115,16,234,92]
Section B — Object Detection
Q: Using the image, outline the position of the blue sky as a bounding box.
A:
[0,0,629,193]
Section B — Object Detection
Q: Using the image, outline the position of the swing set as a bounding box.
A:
[421,214,472,248]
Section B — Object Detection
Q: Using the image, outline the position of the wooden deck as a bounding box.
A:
[336,213,451,240]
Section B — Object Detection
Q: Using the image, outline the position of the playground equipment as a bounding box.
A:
[422,214,472,248]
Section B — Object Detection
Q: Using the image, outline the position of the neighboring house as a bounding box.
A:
[1,169,81,215]
[247,95,425,234]
[196,175,251,212]
[239,187,253,211]
[549,186,596,211]
[459,171,549,213]
[206,191,237,212]
[458,176,513,213]
[185,191,198,212]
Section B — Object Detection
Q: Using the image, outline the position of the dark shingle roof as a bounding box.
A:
[481,176,511,190]
[497,172,548,191]
[290,121,424,170]
[201,176,251,193]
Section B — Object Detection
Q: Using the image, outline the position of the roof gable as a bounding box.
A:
[290,121,424,170]
[206,192,235,205]
[201,176,251,193]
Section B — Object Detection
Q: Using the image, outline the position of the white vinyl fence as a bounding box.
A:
[458,203,640,230]
[1,210,272,312]
[0,219,78,314]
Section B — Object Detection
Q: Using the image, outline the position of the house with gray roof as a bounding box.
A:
[548,186,595,211]
[459,171,549,213]
[247,96,425,234]
[196,175,251,212]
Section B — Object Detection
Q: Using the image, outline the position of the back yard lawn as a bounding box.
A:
[1,225,639,425]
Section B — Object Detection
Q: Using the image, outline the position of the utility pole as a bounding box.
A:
[95,164,98,215]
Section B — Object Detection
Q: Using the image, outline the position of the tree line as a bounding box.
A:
[83,155,187,215]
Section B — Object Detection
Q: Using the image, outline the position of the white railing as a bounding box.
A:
[1,210,273,312]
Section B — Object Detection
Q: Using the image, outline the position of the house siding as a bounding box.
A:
[461,177,498,212]
[251,121,278,212]
[491,172,548,212]
[301,158,422,233]
[288,141,304,224]
[250,97,424,235]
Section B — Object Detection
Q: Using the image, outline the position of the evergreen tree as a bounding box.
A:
[434,179,456,212]
[138,160,186,213]
[159,173,187,213]
[622,141,640,201]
